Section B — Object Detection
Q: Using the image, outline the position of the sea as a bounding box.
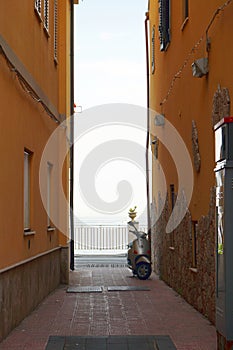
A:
[74,216,147,227]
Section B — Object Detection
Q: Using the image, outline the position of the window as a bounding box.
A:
[169,184,175,248]
[183,0,189,20]
[170,184,175,210]
[158,0,170,51]
[151,26,155,74]
[35,0,42,16]
[191,221,197,268]
[47,163,53,228]
[44,0,49,32]
[24,151,32,231]
[54,0,58,61]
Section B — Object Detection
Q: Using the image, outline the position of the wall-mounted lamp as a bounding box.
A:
[191,57,209,78]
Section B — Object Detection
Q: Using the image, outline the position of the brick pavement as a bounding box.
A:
[0,266,217,350]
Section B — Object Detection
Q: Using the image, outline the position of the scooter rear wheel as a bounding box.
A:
[136,262,152,280]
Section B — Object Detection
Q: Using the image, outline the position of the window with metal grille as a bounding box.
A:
[54,0,58,60]
[47,162,53,228]
[24,150,32,231]
[158,0,170,51]
[35,0,41,15]
[44,0,49,32]
[151,26,155,74]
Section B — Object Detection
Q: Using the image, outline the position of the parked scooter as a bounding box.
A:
[127,222,152,280]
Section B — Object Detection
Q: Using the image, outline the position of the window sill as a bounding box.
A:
[169,246,175,251]
[24,230,36,236]
[181,17,189,31]
[189,267,198,273]
[47,226,56,232]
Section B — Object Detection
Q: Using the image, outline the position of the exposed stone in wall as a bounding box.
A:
[212,85,230,126]
[191,120,201,172]
[151,187,216,324]
[60,245,70,284]
[151,193,169,276]
[152,137,159,159]
[195,188,216,321]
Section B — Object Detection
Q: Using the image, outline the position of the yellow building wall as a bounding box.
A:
[58,0,71,248]
[0,0,71,269]
[149,0,233,219]
[0,1,59,106]
[148,0,233,323]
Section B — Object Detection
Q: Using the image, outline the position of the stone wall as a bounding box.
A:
[0,247,68,342]
[151,188,216,324]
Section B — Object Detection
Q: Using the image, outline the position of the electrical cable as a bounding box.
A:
[160,36,204,106]
[0,44,60,123]
[160,0,233,108]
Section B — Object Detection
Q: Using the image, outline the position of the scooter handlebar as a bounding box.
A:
[129,230,147,239]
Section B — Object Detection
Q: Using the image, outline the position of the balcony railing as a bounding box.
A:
[74,224,147,255]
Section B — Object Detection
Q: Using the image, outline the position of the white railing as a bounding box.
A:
[74,224,147,255]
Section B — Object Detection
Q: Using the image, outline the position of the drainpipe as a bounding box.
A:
[70,0,75,271]
[145,11,151,253]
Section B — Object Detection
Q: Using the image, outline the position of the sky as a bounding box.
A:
[74,0,148,108]
[73,0,149,225]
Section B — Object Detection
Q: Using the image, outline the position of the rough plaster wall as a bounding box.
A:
[151,188,216,324]
[151,192,169,276]
[194,187,216,322]
[0,250,61,342]
[212,86,230,126]
[60,246,69,284]
[192,120,201,172]
[151,85,230,325]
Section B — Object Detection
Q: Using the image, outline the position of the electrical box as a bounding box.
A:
[214,116,233,340]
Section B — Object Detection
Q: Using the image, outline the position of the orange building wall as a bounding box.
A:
[0,1,58,106]
[149,0,233,219]
[148,0,233,323]
[0,0,71,269]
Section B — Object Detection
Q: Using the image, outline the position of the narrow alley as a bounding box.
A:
[2,0,233,349]
[0,256,216,350]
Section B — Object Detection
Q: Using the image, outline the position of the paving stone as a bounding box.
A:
[85,337,107,349]
[65,336,86,345]
[108,336,128,344]
[66,286,103,293]
[64,344,85,350]
[107,286,150,291]
[0,262,217,350]
[109,344,128,350]
[155,336,177,350]
[45,336,65,350]
[46,336,175,350]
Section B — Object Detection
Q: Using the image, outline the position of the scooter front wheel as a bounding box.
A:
[136,262,152,280]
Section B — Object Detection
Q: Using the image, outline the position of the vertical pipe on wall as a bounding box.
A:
[145,11,151,252]
[70,0,75,271]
